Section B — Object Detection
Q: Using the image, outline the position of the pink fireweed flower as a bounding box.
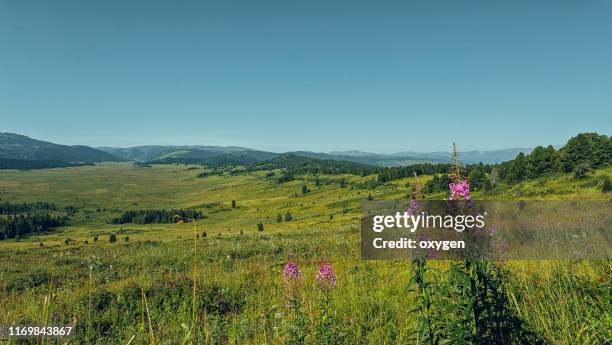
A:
[316,262,337,289]
[407,198,421,216]
[283,262,301,280]
[449,179,471,200]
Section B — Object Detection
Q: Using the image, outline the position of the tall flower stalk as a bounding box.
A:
[282,262,306,345]
[315,262,339,344]
[449,143,471,201]
[408,172,423,215]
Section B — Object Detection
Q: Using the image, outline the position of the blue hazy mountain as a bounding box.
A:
[0,132,533,167]
[0,132,124,163]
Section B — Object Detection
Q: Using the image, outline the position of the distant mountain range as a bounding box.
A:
[0,132,535,168]
[0,132,125,163]
[97,143,534,166]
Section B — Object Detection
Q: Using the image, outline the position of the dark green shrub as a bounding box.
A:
[601,176,612,193]
[573,163,592,179]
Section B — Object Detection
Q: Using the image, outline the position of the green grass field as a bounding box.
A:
[0,163,610,344]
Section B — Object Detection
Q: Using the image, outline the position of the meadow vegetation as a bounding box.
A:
[0,157,610,344]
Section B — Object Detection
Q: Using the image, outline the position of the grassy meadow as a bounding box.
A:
[0,163,610,344]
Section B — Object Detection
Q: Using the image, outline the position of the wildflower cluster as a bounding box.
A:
[283,262,301,280]
[316,262,337,289]
[449,179,471,200]
[281,261,337,290]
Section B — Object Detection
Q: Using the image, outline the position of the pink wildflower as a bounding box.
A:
[407,198,420,216]
[283,262,301,280]
[449,179,471,200]
[316,262,337,288]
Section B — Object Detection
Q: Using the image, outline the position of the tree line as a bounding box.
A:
[377,163,453,183]
[247,154,377,183]
[0,200,57,214]
[110,208,204,224]
[384,133,610,192]
[0,213,69,240]
[0,158,92,170]
[497,133,610,183]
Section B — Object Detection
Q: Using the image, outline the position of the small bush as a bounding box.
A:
[109,234,117,243]
[601,176,612,193]
[257,223,264,232]
[573,163,591,179]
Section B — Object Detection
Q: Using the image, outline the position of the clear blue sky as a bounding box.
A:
[1,1,610,152]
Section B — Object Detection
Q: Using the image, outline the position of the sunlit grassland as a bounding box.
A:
[0,163,610,344]
[0,163,408,248]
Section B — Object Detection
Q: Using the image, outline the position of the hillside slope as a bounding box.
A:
[0,133,125,163]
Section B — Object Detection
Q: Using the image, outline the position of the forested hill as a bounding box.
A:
[0,133,125,163]
[376,132,611,193]
[147,149,279,166]
[496,132,610,182]
[248,154,378,176]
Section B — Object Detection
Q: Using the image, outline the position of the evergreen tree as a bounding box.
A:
[467,166,487,190]
[525,146,560,178]
[506,152,527,183]
[560,133,611,172]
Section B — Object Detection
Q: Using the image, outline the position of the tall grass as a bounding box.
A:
[0,226,609,344]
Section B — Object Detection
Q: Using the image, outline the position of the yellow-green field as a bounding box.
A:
[0,163,610,344]
[0,163,420,248]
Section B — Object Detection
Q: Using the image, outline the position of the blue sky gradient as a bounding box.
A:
[1,1,610,152]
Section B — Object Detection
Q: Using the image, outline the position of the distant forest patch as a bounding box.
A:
[110,208,204,224]
[0,200,74,240]
[247,154,377,182]
[0,158,93,170]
